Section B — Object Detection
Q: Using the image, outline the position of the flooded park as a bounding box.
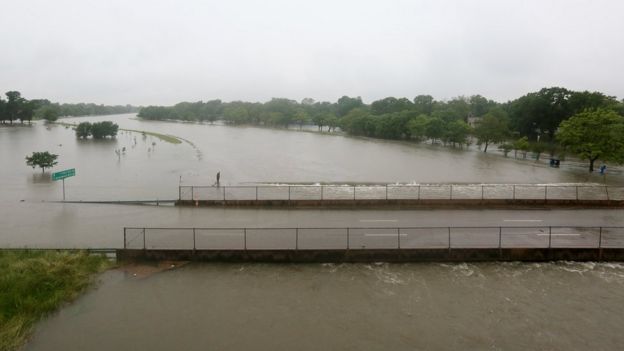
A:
[2,113,622,203]
[3,114,624,350]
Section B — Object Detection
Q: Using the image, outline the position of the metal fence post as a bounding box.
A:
[576,186,579,200]
[513,185,516,200]
[347,228,350,250]
[481,185,484,200]
[193,228,196,251]
[143,228,146,250]
[296,228,299,250]
[123,228,127,249]
[191,186,194,201]
[321,185,324,200]
[450,185,453,200]
[418,185,421,200]
[353,186,356,200]
[244,228,247,250]
[397,228,401,249]
[498,227,502,249]
[256,186,258,201]
[223,186,226,201]
[548,226,552,248]
[544,186,548,201]
[288,186,291,201]
[448,227,451,251]
[386,185,388,200]
[598,227,603,248]
[179,186,181,201]
[605,186,610,201]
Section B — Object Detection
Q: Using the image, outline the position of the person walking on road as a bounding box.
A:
[216,171,221,186]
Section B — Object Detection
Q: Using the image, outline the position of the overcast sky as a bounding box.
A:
[1,0,623,105]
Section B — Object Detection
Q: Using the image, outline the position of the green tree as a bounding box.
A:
[425,117,446,143]
[557,109,624,172]
[513,136,530,158]
[445,120,472,147]
[529,141,547,161]
[336,96,364,117]
[0,97,6,123]
[25,152,58,173]
[90,121,118,138]
[498,143,514,157]
[412,95,434,115]
[292,110,309,129]
[325,115,340,132]
[474,108,510,152]
[5,91,23,124]
[370,97,412,115]
[406,114,430,141]
[223,105,249,124]
[40,105,60,122]
[75,122,92,138]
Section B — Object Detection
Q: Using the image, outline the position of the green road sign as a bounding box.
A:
[52,168,76,181]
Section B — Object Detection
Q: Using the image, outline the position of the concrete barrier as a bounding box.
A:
[117,248,624,263]
[175,199,624,208]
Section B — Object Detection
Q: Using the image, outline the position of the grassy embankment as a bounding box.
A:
[0,250,112,351]
[53,121,182,144]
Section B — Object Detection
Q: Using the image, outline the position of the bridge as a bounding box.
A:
[118,225,624,262]
[176,184,624,208]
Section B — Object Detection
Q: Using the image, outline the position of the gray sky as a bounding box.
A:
[1,0,623,105]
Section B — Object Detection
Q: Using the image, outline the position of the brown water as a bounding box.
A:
[24,262,624,351]
[5,115,624,349]
[1,113,620,203]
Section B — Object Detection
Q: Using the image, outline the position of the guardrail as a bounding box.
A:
[178,184,624,202]
[124,226,624,251]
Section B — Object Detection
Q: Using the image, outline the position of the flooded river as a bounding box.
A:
[24,261,624,351]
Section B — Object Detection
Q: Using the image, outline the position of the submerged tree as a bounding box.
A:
[25,152,58,173]
[557,109,624,172]
[474,108,510,152]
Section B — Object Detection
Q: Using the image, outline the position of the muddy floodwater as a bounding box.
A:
[2,113,621,203]
[24,262,624,351]
[4,115,624,350]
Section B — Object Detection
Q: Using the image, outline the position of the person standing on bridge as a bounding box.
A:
[216,171,221,186]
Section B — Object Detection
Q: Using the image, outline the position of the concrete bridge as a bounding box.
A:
[176,184,624,208]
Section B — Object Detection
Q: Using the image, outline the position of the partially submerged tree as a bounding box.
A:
[40,105,60,122]
[75,121,118,139]
[557,109,624,172]
[474,108,510,152]
[513,136,530,158]
[25,152,58,173]
[75,122,92,138]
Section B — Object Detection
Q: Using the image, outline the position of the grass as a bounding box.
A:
[123,128,182,144]
[52,121,183,144]
[0,250,112,351]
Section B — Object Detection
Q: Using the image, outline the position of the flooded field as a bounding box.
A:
[1,113,621,204]
[24,261,624,351]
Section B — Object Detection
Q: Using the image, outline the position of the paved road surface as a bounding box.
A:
[2,201,623,249]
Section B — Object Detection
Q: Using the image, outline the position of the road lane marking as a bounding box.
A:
[503,219,543,222]
[359,219,398,222]
[536,233,581,236]
[364,233,408,237]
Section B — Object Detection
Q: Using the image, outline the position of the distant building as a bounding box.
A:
[467,116,482,127]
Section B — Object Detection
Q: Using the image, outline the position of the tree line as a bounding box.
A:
[0,91,138,124]
[138,88,624,171]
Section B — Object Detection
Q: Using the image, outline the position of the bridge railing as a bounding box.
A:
[178,184,624,202]
[123,226,624,251]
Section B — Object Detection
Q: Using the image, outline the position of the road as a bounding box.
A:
[1,201,623,249]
